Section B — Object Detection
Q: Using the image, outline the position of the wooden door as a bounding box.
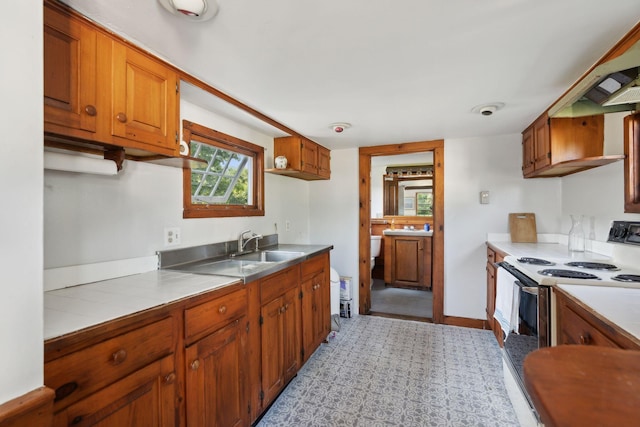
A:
[393,236,425,286]
[300,139,318,175]
[533,115,551,170]
[522,126,534,176]
[53,355,176,427]
[282,287,301,383]
[44,6,98,137]
[261,296,284,407]
[111,43,178,155]
[317,145,331,178]
[185,319,248,427]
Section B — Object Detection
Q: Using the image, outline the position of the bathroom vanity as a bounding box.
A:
[383,229,433,290]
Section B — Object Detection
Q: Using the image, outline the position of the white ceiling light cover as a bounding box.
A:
[158,0,219,21]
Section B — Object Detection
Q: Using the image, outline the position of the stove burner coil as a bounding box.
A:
[537,269,601,280]
[611,274,640,283]
[564,261,620,271]
[517,257,554,266]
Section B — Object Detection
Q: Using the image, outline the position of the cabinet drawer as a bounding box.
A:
[301,254,326,278]
[261,265,299,304]
[185,287,247,343]
[45,316,174,410]
[559,303,619,348]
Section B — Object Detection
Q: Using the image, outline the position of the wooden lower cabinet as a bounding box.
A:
[301,253,330,363]
[185,319,249,427]
[555,288,640,350]
[384,235,432,289]
[52,355,177,427]
[486,244,505,346]
[260,270,300,409]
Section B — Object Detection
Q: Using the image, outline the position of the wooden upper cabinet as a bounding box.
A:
[521,113,614,178]
[624,112,640,213]
[43,2,180,158]
[111,43,179,155]
[269,136,331,180]
[44,5,98,137]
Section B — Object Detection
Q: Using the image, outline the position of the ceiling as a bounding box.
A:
[60,0,640,150]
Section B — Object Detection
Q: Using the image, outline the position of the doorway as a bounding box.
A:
[358,140,444,323]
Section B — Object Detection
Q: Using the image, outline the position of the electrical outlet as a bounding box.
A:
[164,227,181,246]
[285,220,291,232]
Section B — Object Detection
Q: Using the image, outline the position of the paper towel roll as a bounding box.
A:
[179,140,189,156]
[44,151,118,175]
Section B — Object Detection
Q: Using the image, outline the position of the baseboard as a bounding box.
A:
[0,387,55,427]
[444,316,485,329]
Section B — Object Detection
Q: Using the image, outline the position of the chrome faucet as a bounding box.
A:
[235,230,263,255]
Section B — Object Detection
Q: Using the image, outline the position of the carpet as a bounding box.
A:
[256,315,520,426]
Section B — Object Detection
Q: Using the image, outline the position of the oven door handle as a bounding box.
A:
[514,280,538,295]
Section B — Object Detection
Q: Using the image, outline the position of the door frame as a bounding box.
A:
[358,140,444,323]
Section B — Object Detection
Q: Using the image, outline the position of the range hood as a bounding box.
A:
[549,40,640,118]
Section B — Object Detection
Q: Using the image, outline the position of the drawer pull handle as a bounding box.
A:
[111,349,127,365]
[218,305,227,315]
[116,112,127,123]
[164,372,176,384]
[191,359,200,371]
[71,415,83,425]
[579,333,592,345]
[54,381,78,402]
[84,105,97,116]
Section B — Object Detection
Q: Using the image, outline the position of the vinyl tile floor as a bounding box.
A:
[370,279,433,319]
[256,315,520,427]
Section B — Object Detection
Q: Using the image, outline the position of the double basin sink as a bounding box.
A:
[167,249,307,282]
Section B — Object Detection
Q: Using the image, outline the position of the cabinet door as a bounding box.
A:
[533,115,551,170]
[53,355,176,427]
[317,145,331,178]
[282,287,301,383]
[300,139,318,175]
[111,43,178,154]
[393,237,425,286]
[261,296,284,407]
[185,319,248,427]
[44,6,97,136]
[522,126,534,176]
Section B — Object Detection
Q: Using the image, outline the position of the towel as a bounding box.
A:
[494,267,520,341]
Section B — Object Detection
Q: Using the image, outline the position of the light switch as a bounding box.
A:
[480,191,490,204]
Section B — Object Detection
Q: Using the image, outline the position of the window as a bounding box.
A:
[182,120,264,218]
[416,192,433,216]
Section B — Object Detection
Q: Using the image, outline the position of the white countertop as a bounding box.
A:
[44,270,240,340]
[557,284,640,340]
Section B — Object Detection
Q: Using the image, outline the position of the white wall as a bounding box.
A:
[309,149,360,309]
[0,0,44,403]
[444,134,562,318]
[44,101,311,269]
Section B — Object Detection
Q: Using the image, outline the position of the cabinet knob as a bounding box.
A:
[111,349,127,365]
[218,305,227,315]
[579,333,592,345]
[164,372,176,384]
[190,359,200,371]
[279,306,286,314]
[116,112,127,123]
[84,105,97,116]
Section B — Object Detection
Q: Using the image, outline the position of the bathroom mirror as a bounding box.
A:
[371,153,434,219]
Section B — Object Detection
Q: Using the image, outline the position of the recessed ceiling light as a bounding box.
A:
[471,103,505,116]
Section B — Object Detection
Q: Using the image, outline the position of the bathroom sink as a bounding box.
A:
[234,250,306,262]
[383,229,433,237]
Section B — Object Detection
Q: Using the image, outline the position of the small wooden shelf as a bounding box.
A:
[265,168,328,181]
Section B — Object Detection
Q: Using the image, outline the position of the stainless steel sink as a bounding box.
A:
[233,250,306,262]
[172,258,276,277]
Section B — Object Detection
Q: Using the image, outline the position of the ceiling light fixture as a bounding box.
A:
[471,102,505,116]
[330,122,351,133]
[157,0,219,21]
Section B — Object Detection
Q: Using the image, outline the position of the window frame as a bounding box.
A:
[182,120,264,218]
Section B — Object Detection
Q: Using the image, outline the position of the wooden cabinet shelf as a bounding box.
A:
[267,136,330,180]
